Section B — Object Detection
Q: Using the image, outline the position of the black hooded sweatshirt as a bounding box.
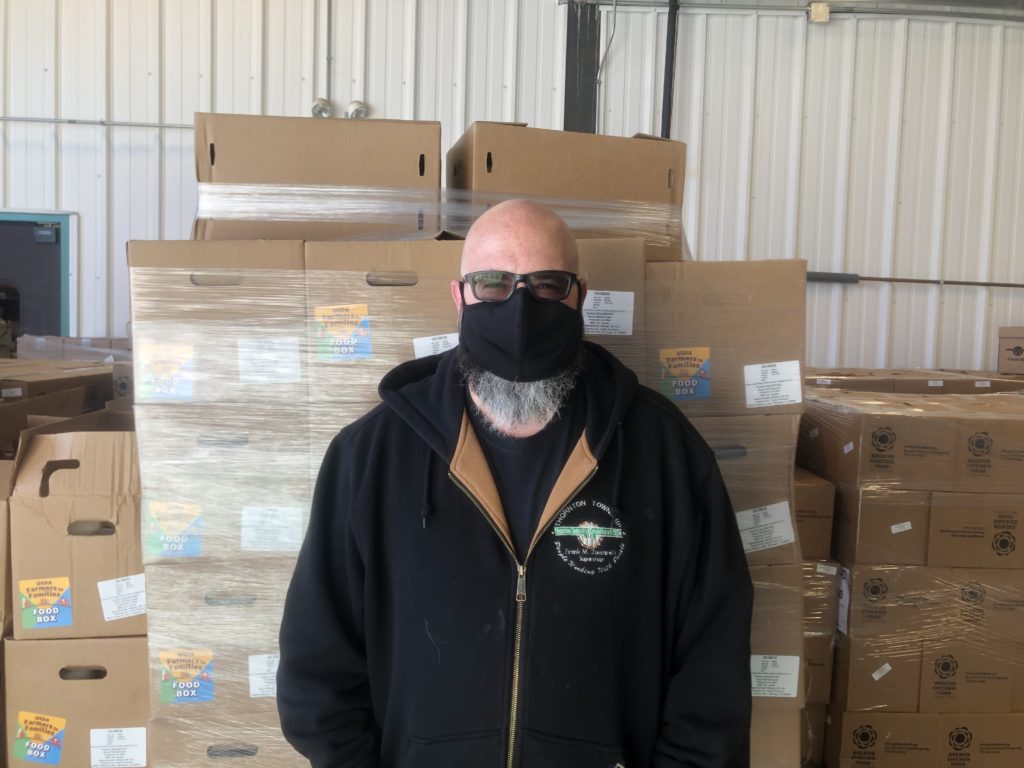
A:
[277,342,753,768]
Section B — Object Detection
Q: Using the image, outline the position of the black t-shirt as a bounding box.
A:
[468,387,587,561]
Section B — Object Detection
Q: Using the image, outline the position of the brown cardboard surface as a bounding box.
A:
[9,411,144,640]
[838,565,953,639]
[148,712,301,768]
[834,486,930,566]
[799,389,1024,493]
[949,569,1024,641]
[129,240,308,406]
[804,632,836,705]
[305,239,463,404]
[999,327,1024,375]
[750,708,800,768]
[645,260,806,417]
[919,638,1015,714]
[193,112,442,241]
[750,564,805,710]
[794,468,835,560]
[802,560,840,633]
[692,415,800,565]
[446,122,686,260]
[928,493,1023,568]
[0,367,112,411]
[0,388,87,458]
[832,634,923,713]
[4,636,149,768]
[801,704,826,766]
[829,710,936,767]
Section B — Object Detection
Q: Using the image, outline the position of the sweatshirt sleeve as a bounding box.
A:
[653,462,753,768]
[277,434,381,768]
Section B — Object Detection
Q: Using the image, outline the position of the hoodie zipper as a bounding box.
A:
[448,467,597,768]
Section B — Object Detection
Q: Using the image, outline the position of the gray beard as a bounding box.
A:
[456,347,583,437]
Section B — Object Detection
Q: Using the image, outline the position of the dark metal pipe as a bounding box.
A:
[660,0,679,138]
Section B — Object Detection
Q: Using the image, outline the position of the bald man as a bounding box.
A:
[278,201,753,767]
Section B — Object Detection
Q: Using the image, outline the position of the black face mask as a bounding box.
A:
[459,286,583,382]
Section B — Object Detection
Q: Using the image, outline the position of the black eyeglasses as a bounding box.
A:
[461,270,579,303]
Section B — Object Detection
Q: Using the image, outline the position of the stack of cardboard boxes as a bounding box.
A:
[798,388,1024,767]
[794,468,840,766]
[645,259,809,766]
[4,410,148,768]
[128,111,811,766]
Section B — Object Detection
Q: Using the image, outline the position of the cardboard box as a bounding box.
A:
[135,405,310,563]
[692,415,800,565]
[750,708,800,768]
[999,327,1024,375]
[832,634,923,713]
[147,560,292,720]
[802,560,840,632]
[838,565,952,638]
[0,462,11,637]
[799,389,1024,494]
[804,632,836,705]
[112,361,133,400]
[148,712,298,768]
[0,388,87,459]
[129,240,308,406]
[928,493,1023,568]
[4,636,149,768]
[645,260,806,417]
[15,336,64,360]
[446,121,686,261]
[919,638,1015,714]
[9,410,145,640]
[193,112,442,240]
[794,468,835,560]
[834,486,930,566]
[801,704,826,766]
[750,564,805,710]
[0,367,112,411]
[949,569,1024,641]
[828,711,1024,768]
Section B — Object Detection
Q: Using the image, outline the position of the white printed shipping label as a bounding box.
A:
[744,360,803,408]
[90,727,147,768]
[816,563,838,576]
[412,333,459,359]
[735,501,796,553]
[838,567,852,635]
[237,337,302,385]
[241,507,305,553]
[96,574,146,622]
[1,387,23,398]
[872,662,893,681]
[582,291,634,337]
[890,521,913,535]
[249,653,280,698]
[750,655,801,698]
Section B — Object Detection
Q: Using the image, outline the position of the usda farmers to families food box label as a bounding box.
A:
[13,711,66,765]
[159,649,214,703]
[19,578,72,630]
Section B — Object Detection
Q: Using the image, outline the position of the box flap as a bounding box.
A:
[128,239,304,270]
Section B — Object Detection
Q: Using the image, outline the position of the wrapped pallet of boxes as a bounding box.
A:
[129,240,313,768]
[4,410,148,768]
[798,389,1024,767]
[800,560,839,767]
[446,121,689,261]
[192,112,442,241]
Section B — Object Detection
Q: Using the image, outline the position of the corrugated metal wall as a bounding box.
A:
[1,1,1022,371]
[599,6,1024,371]
[0,0,566,337]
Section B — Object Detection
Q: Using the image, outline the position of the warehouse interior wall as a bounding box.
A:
[1,0,1022,371]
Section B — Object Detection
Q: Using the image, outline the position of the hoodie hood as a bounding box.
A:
[378,341,639,466]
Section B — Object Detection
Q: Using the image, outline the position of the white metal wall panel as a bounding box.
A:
[594,6,1024,371]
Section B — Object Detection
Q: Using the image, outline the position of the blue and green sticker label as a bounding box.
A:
[145,500,202,558]
[136,342,195,402]
[13,711,66,764]
[659,347,711,400]
[160,649,214,703]
[314,304,373,361]
[19,578,72,630]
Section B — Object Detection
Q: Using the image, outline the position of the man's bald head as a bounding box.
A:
[460,200,580,277]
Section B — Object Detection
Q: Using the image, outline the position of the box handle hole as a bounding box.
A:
[486,151,493,173]
[40,459,81,497]
[68,521,116,536]
[207,744,260,759]
[366,272,419,287]
[59,666,107,681]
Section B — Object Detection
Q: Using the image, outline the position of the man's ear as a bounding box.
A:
[577,278,588,308]
[451,279,464,314]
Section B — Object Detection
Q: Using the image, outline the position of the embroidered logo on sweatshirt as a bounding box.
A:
[552,499,626,575]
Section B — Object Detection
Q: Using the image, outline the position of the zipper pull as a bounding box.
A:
[516,565,527,603]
